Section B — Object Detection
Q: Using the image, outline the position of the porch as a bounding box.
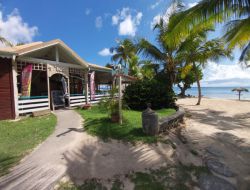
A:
[0,39,113,118]
[16,60,112,115]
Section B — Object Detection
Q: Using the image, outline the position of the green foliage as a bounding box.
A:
[111,179,124,190]
[77,107,175,143]
[0,114,56,176]
[110,39,137,68]
[175,64,203,97]
[130,165,210,190]
[123,76,176,110]
[98,87,119,117]
[168,0,250,66]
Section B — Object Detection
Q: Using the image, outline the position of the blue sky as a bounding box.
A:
[0,0,249,86]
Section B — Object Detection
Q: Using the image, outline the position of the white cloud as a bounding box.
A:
[187,2,198,8]
[150,2,179,29]
[112,8,143,37]
[98,48,113,56]
[0,8,38,45]
[150,14,161,29]
[85,8,91,15]
[200,61,250,87]
[150,0,163,10]
[95,16,103,28]
[112,15,119,25]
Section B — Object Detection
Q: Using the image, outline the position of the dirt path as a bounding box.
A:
[177,98,250,190]
[0,109,84,190]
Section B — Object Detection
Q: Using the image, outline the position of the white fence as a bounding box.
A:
[69,95,86,107]
[69,94,110,107]
[18,94,110,114]
[18,98,50,114]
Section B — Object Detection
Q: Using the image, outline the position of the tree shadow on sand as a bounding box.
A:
[185,108,250,130]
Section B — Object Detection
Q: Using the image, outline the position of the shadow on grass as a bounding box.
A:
[0,154,20,177]
[84,117,157,143]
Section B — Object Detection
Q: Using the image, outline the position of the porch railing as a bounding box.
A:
[69,94,110,107]
[69,95,86,107]
[18,97,49,114]
[88,94,110,104]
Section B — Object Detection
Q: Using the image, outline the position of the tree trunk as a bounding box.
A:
[196,78,202,105]
[193,63,202,105]
[178,84,187,97]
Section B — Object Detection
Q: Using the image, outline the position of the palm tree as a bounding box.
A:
[168,0,250,66]
[137,0,220,87]
[110,39,137,68]
[140,60,159,80]
[178,37,231,105]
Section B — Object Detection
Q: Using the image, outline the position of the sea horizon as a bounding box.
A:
[174,86,250,100]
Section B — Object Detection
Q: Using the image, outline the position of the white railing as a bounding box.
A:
[18,98,49,114]
[69,95,86,107]
[69,94,110,107]
[88,94,110,104]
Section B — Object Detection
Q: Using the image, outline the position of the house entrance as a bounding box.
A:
[49,73,69,110]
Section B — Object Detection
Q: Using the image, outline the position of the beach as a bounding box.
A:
[174,87,250,100]
[177,97,250,189]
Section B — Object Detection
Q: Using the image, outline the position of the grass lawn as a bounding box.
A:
[0,114,57,176]
[77,107,175,143]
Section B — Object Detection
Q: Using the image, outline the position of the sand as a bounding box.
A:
[177,97,250,189]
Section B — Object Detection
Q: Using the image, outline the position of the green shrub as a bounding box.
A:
[123,77,176,110]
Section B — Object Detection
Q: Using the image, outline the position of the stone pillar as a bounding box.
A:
[142,104,159,136]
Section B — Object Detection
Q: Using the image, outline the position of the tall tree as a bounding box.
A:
[178,37,231,105]
[110,39,137,68]
[176,64,203,97]
[168,0,250,66]
[137,1,217,87]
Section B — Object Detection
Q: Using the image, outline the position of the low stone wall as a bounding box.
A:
[159,107,185,132]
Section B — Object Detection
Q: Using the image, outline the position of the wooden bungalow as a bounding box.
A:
[0,39,113,120]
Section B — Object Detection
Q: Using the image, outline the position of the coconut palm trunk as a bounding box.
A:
[193,62,202,105]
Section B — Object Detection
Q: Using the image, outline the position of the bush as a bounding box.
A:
[123,77,176,110]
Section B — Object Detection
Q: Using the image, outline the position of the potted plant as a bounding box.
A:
[98,87,120,123]
[110,99,119,122]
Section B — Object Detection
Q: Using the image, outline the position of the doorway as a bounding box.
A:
[49,73,69,110]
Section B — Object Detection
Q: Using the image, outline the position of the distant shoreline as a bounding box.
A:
[174,86,250,101]
[177,96,250,102]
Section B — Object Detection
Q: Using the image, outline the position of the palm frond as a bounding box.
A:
[223,17,250,48]
[137,38,165,63]
[0,37,12,47]
[239,41,250,67]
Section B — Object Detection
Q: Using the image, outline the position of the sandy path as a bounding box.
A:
[177,98,250,189]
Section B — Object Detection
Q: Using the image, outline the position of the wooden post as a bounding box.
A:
[84,71,89,104]
[12,55,19,118]
[67,76,70,107]
[118,74,122,125]
[47,66,51,110]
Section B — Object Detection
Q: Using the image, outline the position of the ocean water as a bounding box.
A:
[174,87,250,100]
